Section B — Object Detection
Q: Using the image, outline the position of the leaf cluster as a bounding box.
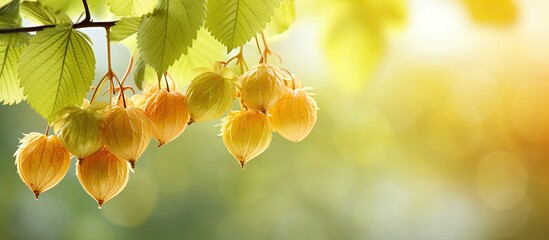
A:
[0,0,294,123]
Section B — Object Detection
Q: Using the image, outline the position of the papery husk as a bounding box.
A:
[53,102,108,159]
[102,106,153,168]
[15,133,71,199]
[77,147,130,209]
[186,62,236,123]
[130,94,147,109]
[239,63,286,112]
[269,88,318,143]
[142,79,177,98]
[282,73,305,90]
[144,89,190,146]
[220,110,272,170]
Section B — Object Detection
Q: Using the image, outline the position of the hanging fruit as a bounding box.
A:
[15,133,71,199]
[77,147,130,209]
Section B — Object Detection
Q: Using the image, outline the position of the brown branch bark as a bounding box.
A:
[0,0,118,34]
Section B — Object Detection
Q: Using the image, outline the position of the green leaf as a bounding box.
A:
[111,17,142,42]
[205,0,280,51]
[37,0,106,18]
[107,0,159,17]
[137,0,206,73]
[0,33,28,105]
[265,0,295,36]
[0,0,13,9]
[265,0,294,36]
[169,28,226,85]
[0,1,28,105]
[37,0,80,14]
[21,1,72,25]
[133,55,146,90]
[19,26,96,122]
[0,0,20,27]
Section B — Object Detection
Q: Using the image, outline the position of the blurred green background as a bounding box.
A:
[4,0,549,239]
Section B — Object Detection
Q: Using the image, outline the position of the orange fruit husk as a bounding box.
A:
[130,94,147,109]
[15,133,71,199]
[144,89,190,146]
[77,147,130,209]
[102,106,153,168]
[269,88,318,143]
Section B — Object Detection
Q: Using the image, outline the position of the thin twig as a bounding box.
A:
[164,73,170,92]
[105,25,113,72]
[0,21,117,34]
[112,75,127,108]
[0,0,117,34]
[82,0,91,23]
[120,57,134,85]
[254,37,262,55]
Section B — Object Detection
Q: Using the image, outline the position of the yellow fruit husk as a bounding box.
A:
[77,147,130,209]
[14,133,71,199]
[144,89,190,146]
[53,102,108,159]
[282,73,305,90]
[239,63,286,112]
[102,106,153,168]
[142,79,177,98]
[111,95,136,108]
[142,82,160,98]
[186,63,236,123]
[130,94,147,109]
[221,110,272,170]
[269,88,318,143]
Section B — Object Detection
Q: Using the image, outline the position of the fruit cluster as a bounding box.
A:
[221,63,318,169]
[14,62,317,208]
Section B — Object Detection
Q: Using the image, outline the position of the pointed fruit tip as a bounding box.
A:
[239,161,246,171]
[129,160,136,169]
[97,200,104,209]
[158,142,164,148]
[33,191,40,200]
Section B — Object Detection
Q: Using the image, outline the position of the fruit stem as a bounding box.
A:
[120,57,134,85]
[254,37,263,55]
[156,71,163,90]
[283,69,297,90]
[240,99,248,111]
[106,26,113,73]
[222,47,248,74]
[164,73,170,92]
[113,75,127,108]
[259,32,282,64]
[90,73,109,103]
[44,124,50,136]
[104,27,127,107]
